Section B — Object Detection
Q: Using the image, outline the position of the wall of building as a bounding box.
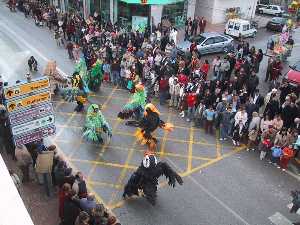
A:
[195,0,257,24]
[212,0,257,24]
[194,0,215,21]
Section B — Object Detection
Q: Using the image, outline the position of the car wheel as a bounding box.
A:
[275,13,282,17]
[259,10,263,14]
[252,31,257,38]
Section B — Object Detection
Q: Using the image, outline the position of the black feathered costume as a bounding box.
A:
[135,103,174,146]
[123,154,183,205]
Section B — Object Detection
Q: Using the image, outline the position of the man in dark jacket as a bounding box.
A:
[246,71,259,96]
[63,190,81,225]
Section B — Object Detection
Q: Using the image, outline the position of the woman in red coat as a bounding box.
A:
[271,59,282,81]
[200,60,210,80]
[59,183,71,220]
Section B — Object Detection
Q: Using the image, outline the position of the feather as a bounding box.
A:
[157,162,183,187]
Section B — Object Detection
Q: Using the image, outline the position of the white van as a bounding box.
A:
[225,19,257,38]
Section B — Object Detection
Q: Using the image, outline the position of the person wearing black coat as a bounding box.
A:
[62,190,81,225]
[264,94,280,120]
[252,89,264,112]
[246,71,259,96]
[282,102,298,128]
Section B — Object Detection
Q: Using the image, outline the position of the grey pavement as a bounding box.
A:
[1,4,300,225]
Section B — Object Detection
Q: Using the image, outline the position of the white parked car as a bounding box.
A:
[225,19,257,38]
[259,5,285,16]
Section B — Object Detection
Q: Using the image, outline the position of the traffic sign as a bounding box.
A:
[9,103,53,126]
[14,125,56,146]
[7,92,51,113]
[11,115,55,136]
[4,77,50,100]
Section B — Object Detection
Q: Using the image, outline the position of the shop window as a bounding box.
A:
[162,2,186,28]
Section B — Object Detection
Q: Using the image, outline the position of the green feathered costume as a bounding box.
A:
[117,84,147,120]
[83,104,112,144]
[88,59,103,92]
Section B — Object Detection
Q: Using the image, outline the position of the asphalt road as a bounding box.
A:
[1,4,300,225]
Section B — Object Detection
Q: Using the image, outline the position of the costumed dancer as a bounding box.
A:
[117,83,147,126]
[74,58,90,93]
[135,103,174,147]
[83,104,112,144]
[62,72,87,112]
[123,152,183,205]
[88,59,103,92]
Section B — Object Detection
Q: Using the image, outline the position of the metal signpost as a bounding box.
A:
[4,76,56,146]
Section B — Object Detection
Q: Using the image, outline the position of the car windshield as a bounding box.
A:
[188,35,206,44]
[271,17,285,23]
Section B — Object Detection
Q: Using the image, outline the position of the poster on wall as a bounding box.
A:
[132,16,148,32]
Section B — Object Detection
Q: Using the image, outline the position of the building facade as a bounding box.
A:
[194,0,258,24]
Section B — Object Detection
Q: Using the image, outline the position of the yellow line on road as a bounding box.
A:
[108,140,138,207]
[69,158,137,170]
[187,126,194,171]
[160,108,172,158]
[216,130,222,158]
[181,146,245,177]
[87,180,123,189]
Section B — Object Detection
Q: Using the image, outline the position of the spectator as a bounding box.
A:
[75,211,90,225]
[90,204,108,225]
[232,120,246,146]
[78,193,97,214]
[72,172,87,198]
[159,76,169,105]
[186,92,197,122]
[62,190,81,225]
[219,107,233,141]
[234,107,248,126]
[59,183,71,221]
[204,106,215,134]
[15,145,33,183]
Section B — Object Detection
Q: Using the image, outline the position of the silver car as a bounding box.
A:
[177,32,234,55]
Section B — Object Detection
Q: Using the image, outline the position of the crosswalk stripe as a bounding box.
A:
[268,212,293,225]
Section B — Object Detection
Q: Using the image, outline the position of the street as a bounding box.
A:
[1,4,300,225]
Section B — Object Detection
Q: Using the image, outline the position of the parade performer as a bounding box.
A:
[62,72,87,112]
[88,59,103,92]
[123,153,183,205]
[118,84,147,126]
[74,58,89,93]
[135,103,174,146]
[83,104,112,144]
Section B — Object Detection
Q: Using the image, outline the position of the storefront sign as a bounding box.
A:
[7,92,51,113]
[14,125,56,146]
[11,115,55,136]
[9,103,54,126]
[4,77,50,100]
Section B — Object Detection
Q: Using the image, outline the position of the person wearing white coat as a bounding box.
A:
[234,108,248,126]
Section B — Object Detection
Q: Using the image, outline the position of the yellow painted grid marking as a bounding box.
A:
[187,126,194,171]
[52,84,245,212]
[159,108,172,158]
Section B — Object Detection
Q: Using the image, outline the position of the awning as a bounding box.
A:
[120,0,184,5]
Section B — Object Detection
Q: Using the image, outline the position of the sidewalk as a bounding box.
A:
[1,152,59,225]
